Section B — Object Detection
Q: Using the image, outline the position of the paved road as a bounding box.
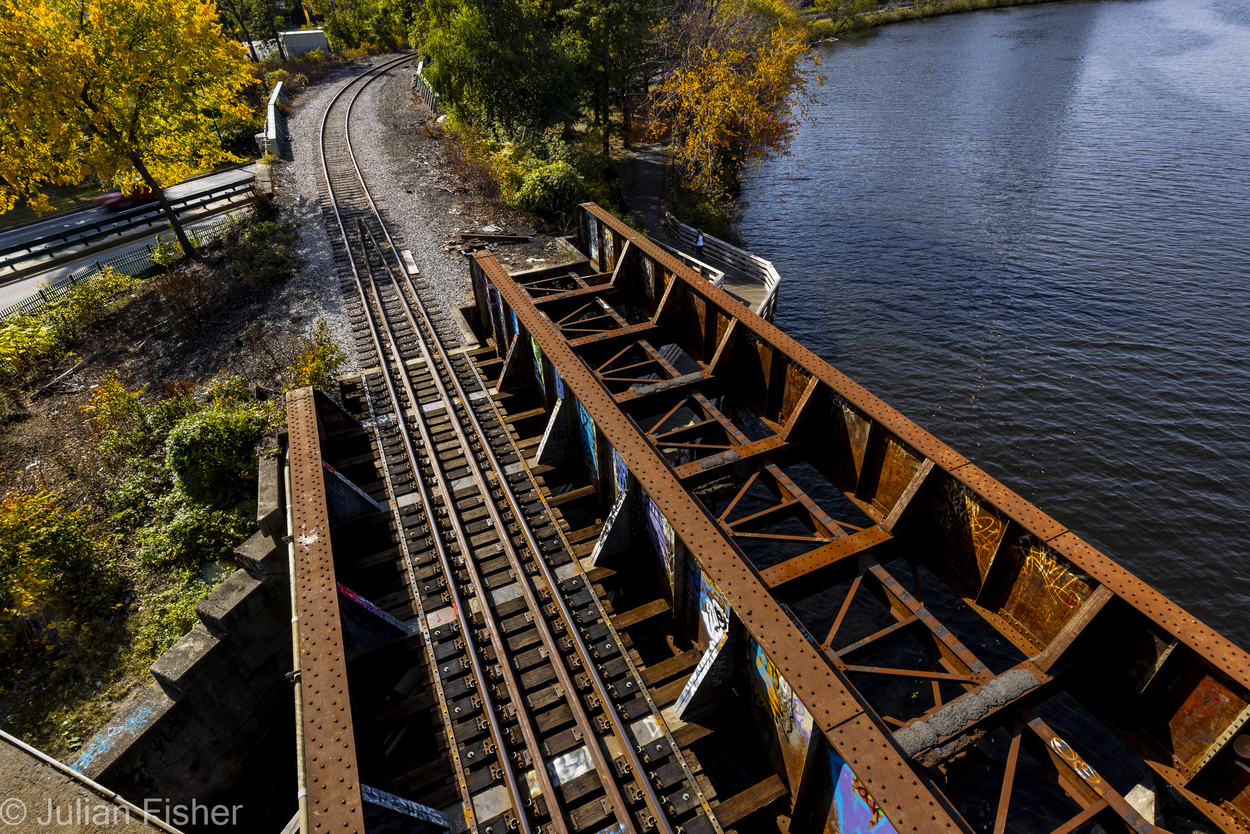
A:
[0,166,255,253]
[0,208,252,311]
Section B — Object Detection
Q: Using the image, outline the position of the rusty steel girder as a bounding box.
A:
[288,387,366,834]
[465,203,1250,834]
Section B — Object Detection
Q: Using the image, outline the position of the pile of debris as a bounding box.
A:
[443,226,531,255]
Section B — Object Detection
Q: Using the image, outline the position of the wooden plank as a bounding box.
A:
[713,774,788,827]
[672,720,714,748]
[611,598,670,630]
[653,676,689,707]
[502,406,547,424]
[640,650,699,687]
[547,484,597,507]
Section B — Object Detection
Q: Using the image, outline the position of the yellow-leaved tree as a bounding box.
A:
[644,0,818,202]
[0,0,254,255]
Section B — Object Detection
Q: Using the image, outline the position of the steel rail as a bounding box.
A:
[338,62,689,830]
[350,222,552,832]
[325,55,715,834]
[358,225,644,833]
[318,55,528,834]
[365,221,682,834]
[335,107,682,833]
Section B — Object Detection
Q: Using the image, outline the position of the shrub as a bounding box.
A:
[0,492,120,649]
[135,490,250,567]
[286,321,347,393]
[164,403,269,498]
[670,191,741,244]
[82,372,153,458]
[515,162,584,220]
[227,219,294,287]
[129,570,212,667]
[0,267,142,381]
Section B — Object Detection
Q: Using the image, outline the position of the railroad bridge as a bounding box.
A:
[280,60,1250,834]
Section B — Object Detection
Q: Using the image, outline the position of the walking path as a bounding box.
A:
[619,145,772,317]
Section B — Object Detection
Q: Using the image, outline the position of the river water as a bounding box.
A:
[739,0,1250,648]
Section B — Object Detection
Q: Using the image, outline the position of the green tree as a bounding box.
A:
[0,0,255,256]
[417,0,581,135]
[218,0,263,61]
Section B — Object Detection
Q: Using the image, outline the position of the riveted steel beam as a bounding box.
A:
[288,387,366,834]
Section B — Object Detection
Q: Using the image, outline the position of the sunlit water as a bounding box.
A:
[740,0,1250,647]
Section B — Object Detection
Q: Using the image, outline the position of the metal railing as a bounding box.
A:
[0,178,255,274]
[663,212,783,322]
[0,214,239,322]
[258,81,292,157]
[412,61,440,111]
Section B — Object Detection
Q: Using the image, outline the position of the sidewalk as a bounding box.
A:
[619,143,669,238]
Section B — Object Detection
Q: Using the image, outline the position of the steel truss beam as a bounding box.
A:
[463,204,1250,834]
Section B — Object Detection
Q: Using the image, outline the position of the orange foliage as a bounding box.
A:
[644,0,818,199]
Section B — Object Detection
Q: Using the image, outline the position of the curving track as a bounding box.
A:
[313,57,723,834]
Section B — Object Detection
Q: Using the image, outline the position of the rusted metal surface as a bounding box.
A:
[288,387,366,834]
[460,202,1250,833]
[473,253,968,833]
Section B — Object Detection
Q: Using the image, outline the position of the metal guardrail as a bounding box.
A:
[412,61,440,110]
[0,214,239,322]
[664,212,782,321]
[258,81,292,157]
[0,178,255,274]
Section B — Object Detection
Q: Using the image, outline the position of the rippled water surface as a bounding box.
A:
[739,0,1250,646]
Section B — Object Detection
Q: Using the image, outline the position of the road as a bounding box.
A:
[0,165,255,259]
[0,208,252,311]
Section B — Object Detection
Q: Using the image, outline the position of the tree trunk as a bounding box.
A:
[267,14,288,61]
[622,73,631,150]
[128,152,198,260]
[602,15,611,158]
[225,7,259,61]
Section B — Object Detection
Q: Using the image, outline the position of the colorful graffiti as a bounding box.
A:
[586,216,600,266]
[644,492,672,577]
[531,336,545,387]
[575,398,598,483]
[612,448,627,499]
[698,568,731,646]
[750,641,811,742]
[829,749,896,834]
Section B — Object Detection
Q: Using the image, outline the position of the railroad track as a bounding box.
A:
[313,56,723,834]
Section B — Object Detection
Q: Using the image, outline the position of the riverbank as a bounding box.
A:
[809,0,1066,38]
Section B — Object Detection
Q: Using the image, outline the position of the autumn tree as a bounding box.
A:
[0,0,254,256]
[643,0,818,200]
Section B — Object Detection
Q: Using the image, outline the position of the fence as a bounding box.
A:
[0,177,255,275]
[413,61,441,111]
[0,215,239,323]
[258,82,291,157]
[663,213,783,322]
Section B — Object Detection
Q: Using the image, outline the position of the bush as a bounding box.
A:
[164,403,269,498]
[515,161,584,221]
[82,372,153,458]
[0,267,142,382]
[286,321,347,393]
[227,218,295,287]
[129,570,212,667]
[135,489,250,567]
[0,492,120,649]
[670,191,741,244]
